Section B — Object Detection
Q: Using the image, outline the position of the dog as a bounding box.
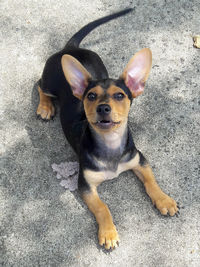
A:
[37,8,179,250]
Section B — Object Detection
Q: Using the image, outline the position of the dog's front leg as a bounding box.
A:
[132,152,179,216]
[82,188,119,250]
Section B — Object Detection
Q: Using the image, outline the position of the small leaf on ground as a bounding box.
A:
[193,35,200,48]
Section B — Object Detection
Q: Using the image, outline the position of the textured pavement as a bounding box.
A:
[0,0,200,266]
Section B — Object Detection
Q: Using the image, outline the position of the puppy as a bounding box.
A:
[37,9,178,250]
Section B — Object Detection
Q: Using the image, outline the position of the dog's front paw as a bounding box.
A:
[154,193,179,216]
[37,102,55,120]
[98,224,120,250]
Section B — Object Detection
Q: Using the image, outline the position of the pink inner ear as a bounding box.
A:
[71,69,87,96]
[126,74,145,97]
[72,82,85,97]
[123,48,152,97]
[61,54,91,99]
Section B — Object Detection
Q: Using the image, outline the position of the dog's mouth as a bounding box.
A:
[94,119,121,129]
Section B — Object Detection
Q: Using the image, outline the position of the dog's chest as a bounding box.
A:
[84,153,139,187]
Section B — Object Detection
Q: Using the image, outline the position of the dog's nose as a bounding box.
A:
[96,104,111,115]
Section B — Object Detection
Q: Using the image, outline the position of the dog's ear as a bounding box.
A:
[61,55,92,99]
[120,48,152,98]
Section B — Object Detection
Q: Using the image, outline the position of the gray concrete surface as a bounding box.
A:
[1,0,200,266]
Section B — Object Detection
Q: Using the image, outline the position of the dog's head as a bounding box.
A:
[61,48,152,133]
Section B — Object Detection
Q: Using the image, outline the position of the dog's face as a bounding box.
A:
[61,48,152,133]
[83,83,131,132]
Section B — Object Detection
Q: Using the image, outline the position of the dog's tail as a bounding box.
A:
[66,8,133,48]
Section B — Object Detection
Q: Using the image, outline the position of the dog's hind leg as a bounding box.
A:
[36,86,55,120]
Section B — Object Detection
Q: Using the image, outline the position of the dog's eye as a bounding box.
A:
[87,92,97,101]
[113,93,125,101]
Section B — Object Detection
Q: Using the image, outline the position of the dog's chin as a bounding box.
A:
[93,120,121,130]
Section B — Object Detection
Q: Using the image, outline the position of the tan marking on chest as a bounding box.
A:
[84,153,139,187]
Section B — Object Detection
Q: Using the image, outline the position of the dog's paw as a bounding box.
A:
[36,102,55,120]
[98,224,120,250]
[154,193,178,216]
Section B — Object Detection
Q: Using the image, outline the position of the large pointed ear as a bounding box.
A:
[61,55,92,99]
[120,48,152,98]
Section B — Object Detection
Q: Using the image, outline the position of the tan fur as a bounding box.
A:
[107,85,130,121]
[133,164,178,216]
[83,85,131,135]
[37,86,55,120]
[83,153,140,249]
[84,169,105,188]
[83,189,119,249]
[83,85,104,122]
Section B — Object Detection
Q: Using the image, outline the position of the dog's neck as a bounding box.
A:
[90,120,128,153]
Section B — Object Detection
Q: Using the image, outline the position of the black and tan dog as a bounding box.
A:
[37,9,178,250]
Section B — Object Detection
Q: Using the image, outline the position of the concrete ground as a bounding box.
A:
[1,0,200,266]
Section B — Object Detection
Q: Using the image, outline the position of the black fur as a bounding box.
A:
[66,8,133,48]
[39,8,147,192]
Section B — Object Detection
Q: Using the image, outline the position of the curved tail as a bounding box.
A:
[66,8,133,48]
